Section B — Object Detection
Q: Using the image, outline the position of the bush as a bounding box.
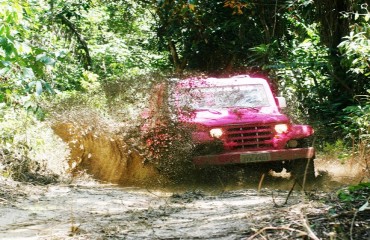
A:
[0,106,69,183]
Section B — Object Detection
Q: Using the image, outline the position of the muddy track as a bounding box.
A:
[0,179,325,240]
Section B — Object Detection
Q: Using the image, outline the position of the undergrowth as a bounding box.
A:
[0,106,69,184]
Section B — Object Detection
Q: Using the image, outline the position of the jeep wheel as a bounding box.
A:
[290,158,315,184]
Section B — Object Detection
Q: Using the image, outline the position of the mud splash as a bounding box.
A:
[50,113,368,191]
[52,122,159,186]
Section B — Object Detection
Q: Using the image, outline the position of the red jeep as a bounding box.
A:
[145,75,315,179]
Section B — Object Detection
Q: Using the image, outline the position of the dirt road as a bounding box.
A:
[0,179,321,240]
[0,159,368,240]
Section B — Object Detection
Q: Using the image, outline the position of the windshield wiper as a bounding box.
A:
[228,106,261,112]
[195,109,223,114]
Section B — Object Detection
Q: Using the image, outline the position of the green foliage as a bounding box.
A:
[248,1,334,129]
[0,106,68,183]
[1,0,169,111]
[247,1,369,146]
[321,140,351,162]
[0,0,58,109]
[337,182,370,202]
[339,92,370,161]
[339,4,370,76]
[154,0,263,72]
[342,92,370,139]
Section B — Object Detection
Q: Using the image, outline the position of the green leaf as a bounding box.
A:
[22,67,35,79]
[0,25,5,35]
[36,54,56,66]
[337,190,353,202]
[43,82,55,94]
[0,67,10,76]
[365,14,370,22]
[35,80,43,96]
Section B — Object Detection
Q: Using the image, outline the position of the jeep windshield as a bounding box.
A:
[176,84,270,110]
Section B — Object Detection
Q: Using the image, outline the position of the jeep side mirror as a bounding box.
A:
[275,97,286,108]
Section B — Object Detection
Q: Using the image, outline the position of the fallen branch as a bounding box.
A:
[55,14,92,69]
[350,210,358,240]
[272,179,297,207]
[350,196,370,240]
[245,226,307,240]
[301,213,320,240]
[257,173,265,193]
[285,179,297,205]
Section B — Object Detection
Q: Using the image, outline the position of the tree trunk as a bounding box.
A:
[314,0,353,98]
[168,40,187,75]
[56,14,93,70]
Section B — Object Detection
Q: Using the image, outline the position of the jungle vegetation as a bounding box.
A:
[0,0,369,179]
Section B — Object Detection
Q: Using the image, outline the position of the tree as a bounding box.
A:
[154,0,260,74]
[0,0,56,108]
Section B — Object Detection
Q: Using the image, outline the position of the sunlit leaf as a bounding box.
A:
[365,13,370,22]
[0,67,10,76]
[35,80,43,96]
[359,202,369,212]
[22,67,35,79]
[1,61,12,67]
[36,54,56,66]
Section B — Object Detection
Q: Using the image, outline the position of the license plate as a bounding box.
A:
[240,152,271,163]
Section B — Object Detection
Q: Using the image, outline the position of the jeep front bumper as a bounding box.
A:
[193,147,315,166]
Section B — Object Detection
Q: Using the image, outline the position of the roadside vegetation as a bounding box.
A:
[0,0,369,238]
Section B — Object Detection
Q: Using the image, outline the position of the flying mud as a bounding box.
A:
[51,120,367,191]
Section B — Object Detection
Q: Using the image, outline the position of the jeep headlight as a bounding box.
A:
[274,124,288,134]
[210,128,223,138]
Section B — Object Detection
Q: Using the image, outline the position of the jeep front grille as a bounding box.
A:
[226,125,274,149]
